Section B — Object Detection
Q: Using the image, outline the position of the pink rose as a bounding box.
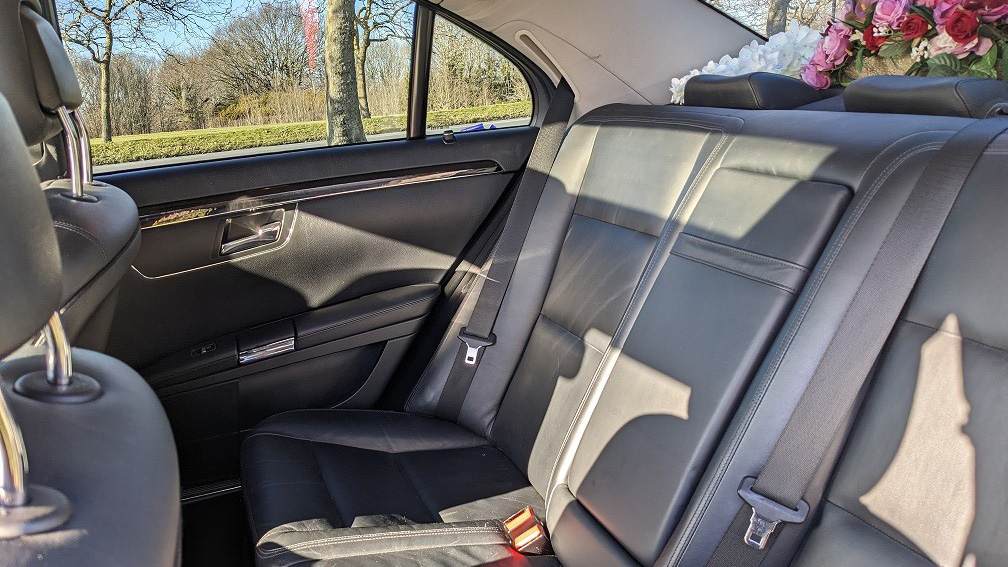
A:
[873,0,911,26]
[821,22,853,66]
[918,0,937,7]
[801,65,832,89]
[933,0,963,23]
[963,0,1008,21]
[928,30,994,56]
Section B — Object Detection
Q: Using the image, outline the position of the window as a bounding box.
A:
[426,16,531,135]
[704,0,834,38]
[57,0,416,167]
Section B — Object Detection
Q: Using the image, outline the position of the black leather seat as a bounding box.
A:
[242,76,1008,567]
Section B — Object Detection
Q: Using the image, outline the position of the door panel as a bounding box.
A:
[97,127,537,487]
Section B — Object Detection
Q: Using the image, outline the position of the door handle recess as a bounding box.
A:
[220,210,284,255]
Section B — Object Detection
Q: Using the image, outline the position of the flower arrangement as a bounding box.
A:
[670,23,822,103]
[801,0,1008,88]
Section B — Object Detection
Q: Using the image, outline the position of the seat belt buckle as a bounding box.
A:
[501,506,550,555]
[737,477,809,550]
[459,328,495,365]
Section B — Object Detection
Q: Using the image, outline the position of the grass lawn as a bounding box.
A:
[91,101,532,165]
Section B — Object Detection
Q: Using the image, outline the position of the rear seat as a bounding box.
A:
[241,76,1008,567]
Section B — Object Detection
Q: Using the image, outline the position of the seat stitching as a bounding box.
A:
[666,134,951,566]
[825,499,933,563]
[310,441,347,528]
[538,313,605,355]
[899,318,1008,356]
[546,124,731,510]
[670,247,800,294]
[678,233,807,270]
[257,527,501,557]
[388,451,438,522]
[54,220,109,262]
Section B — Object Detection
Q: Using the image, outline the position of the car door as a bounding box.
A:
[51,0,551,489]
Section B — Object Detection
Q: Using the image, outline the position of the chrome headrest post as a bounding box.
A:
[55,106,84,198]
[68,110,92,184]
[0,390,28,508]
[42,312,72,387]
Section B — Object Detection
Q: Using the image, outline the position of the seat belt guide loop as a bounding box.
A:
[737,477,809,550]
[459,329,496,365]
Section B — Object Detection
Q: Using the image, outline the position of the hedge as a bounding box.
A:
[91,101,532,165]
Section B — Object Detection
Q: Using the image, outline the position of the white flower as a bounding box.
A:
[671,22,823,104]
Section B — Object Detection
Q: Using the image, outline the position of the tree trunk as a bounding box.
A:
[355,37,371,119]
[99,57,112,142]
[324,0,366,145]
[766,0,790,36]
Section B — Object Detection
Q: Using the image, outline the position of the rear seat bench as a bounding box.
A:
[241,76,1008,567]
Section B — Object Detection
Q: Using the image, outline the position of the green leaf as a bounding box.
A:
[928,53,965,72]
[842,18,867,31]
[927,64,960,77]
[878,41,912,58]
[980,42,999,70]
[905,60,926,76]
[909,4,936,26]
[855,48,865,73]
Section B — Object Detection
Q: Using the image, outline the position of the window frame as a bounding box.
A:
[46,0,551,174]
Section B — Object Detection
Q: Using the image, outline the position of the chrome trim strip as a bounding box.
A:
[237,337,295,365]
[139,164,501,229]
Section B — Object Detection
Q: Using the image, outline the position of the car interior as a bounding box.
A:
[0,0,1007,566]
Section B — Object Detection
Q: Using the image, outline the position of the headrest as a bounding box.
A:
[0,94,62,358]
[20,3,83,113]
[844,76,1008,118]
[0,0,80,146]
[684,72,823,110]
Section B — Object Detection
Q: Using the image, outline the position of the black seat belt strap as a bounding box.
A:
[435,80,575,421]
[706,116,1008,567]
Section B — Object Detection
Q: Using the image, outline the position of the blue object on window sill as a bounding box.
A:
[459,123,497,132]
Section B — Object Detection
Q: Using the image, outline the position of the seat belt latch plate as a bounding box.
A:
[459,329,495,365]
[502,506,549,555]
[737,477,809,550]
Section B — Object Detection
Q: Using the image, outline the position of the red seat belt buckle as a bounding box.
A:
[502,506,550,555]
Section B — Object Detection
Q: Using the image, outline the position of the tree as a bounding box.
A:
[324,0,366,144]
[207,1,317,100]
[353,0,411,118]
[57,0,226,141]
[766,0,790,35]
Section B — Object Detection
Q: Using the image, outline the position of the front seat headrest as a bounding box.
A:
[844,75,1008,118]
[0,94,62,358]
[683,72,823,110]
[20,3,83,114]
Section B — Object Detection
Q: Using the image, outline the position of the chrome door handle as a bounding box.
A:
[220,220,282,255]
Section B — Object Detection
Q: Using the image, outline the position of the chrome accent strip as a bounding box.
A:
[220,219,283,255]
[180,479,242,504]
[69,110,93,184]
[0,390,27,508]
[138,164,501,229]
[42,312,73,387]
[56,106,84,198]
[238,337,295,365]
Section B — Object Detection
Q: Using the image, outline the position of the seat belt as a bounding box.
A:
[435,79,575,421]
[705,116,1008,567]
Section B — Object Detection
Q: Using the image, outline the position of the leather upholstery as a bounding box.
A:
[241,410,543,543]
[43,181,141,344]
[18,4,82,112]
[844,75,1008,118]
[0,94,61,357]
[0,350,181,567]
[684,72,822,110]
[0,0,60,145]
[242,96,1008,567]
